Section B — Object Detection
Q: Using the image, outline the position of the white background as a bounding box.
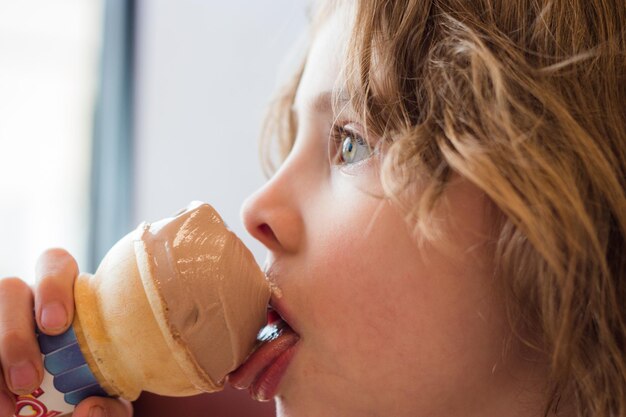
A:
[0,1,309,282]
[0,0,100,281]
[133,0,309,264]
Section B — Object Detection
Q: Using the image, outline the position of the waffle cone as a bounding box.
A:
[73,231,207,400]
[71,202,270,400]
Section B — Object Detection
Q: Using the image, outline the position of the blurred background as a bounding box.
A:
[0,0,308,415]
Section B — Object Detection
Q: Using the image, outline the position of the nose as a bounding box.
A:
[241,164,305,254]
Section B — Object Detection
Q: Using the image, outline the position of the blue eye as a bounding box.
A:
[334,126,371,165]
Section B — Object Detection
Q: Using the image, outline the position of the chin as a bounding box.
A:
[273,378,374,417]
[275,396,329,417]
[273,377,334,417]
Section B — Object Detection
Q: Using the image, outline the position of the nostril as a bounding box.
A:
[258,223,279,248]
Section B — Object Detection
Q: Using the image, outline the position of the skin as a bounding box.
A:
[240,5,551,417]
[0,4,559,417]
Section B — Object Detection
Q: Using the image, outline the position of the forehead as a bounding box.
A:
[294,3,354,111]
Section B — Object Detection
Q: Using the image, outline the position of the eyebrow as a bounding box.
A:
[293,90,351,118]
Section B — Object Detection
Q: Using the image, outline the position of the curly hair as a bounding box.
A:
[261,1,626,415]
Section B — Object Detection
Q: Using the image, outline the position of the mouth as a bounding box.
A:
[228,299,300,401]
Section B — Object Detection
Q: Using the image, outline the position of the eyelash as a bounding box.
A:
[329,123,369,164]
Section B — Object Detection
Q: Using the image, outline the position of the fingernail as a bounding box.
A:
[9,361,38,392]
[0,391,15,417]
[41,302,67,331]
[89,405,105,417]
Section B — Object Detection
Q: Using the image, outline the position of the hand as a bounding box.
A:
[0,248,133,417]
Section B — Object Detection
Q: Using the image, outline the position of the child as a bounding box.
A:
[0,0,624,416]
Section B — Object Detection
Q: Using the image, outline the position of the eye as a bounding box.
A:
[331,125,372,165]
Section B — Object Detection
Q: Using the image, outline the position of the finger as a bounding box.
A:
[73,396,133,417]
[0,364,16,417]
[34,248,79,335]
[0,277,43,396]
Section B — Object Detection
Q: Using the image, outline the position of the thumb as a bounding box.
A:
[72,396,133,417]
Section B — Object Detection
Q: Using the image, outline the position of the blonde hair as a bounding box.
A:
[261,1,626,415]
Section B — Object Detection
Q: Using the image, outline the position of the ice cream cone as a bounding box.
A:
[71,202,270,400]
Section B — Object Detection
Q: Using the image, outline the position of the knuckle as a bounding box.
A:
[35,275,71,304]
[36,248,78,285]
[0,327,33,352]
[0,277,30,298]
[36,272,64,287]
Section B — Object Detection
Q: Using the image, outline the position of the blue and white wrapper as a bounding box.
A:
[14,326,109,417]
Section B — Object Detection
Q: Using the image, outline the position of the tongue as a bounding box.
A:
[228,321,299,390]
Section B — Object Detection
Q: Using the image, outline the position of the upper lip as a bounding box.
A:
[264,262,299,335]
[267,292,299,335]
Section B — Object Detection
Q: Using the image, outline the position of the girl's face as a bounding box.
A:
[241,5,545,417]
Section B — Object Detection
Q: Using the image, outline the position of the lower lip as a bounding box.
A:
[250,341,299,401]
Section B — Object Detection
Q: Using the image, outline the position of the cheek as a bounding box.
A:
[301,196,427,370]
[299,190,508,387]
